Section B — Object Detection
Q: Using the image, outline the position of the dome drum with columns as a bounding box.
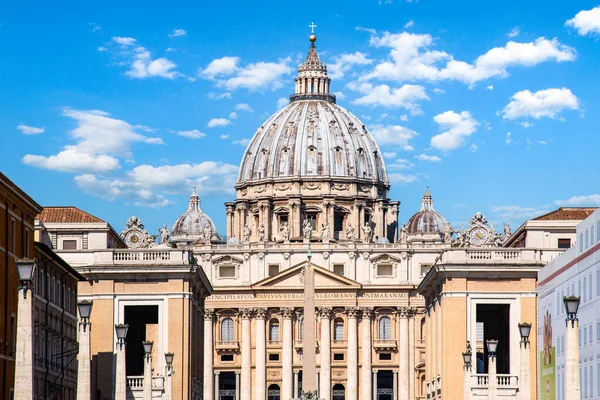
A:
[226,34,399,244]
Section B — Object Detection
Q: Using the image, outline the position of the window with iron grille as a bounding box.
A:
[221,318,234,342]
[379,316,391,340]
[334,318,344,341]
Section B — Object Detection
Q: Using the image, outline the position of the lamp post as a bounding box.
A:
[518,322,532,400]
[143,341,153,400]
[114,324,129,400]
[564,296,581,399]
[164,353,174,400]
[77,300,93,400]
[462,341,472,400]
[486,339,498,399]
[14,258,36,399]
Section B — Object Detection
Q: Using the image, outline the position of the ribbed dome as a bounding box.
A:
[171,188,219,245]
[407,187,447,234]
[237,101,387,184]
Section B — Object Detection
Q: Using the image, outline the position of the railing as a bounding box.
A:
[471,373,519,388]
[127,375,165,390]
[373,339,398,349]
[216,340,240,351]
[267,340,282,348]
[443,248,565,264]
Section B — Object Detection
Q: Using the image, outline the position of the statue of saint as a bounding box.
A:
[303,219,312,242]
[258,223,265,242]
[443,222,453,244]
[281,222,291,243]
[321,223,331,244]
[203,224,212,245]
[504,223,511,238]
[399,223,408,244]
[362,222,373,244]
[242,224,251,243]
[159,225,169,244]
[345,224,355,241]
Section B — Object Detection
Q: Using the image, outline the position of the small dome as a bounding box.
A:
[170,188,219,245]
[407,187,447,234]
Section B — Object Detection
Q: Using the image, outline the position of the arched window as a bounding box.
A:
[268,384,281,400]
[379,316,391,340]
[333,318,344,341]
[269,319,280,341]
[221,318,234,342]
[333,383,345,400]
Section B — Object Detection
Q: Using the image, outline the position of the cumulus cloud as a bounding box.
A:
[555,195,600,207]
[207,92,232,100]
[486,85,494,91]
[23,147,120,173]
[501,87,579,120]
[416,154,442,162]
[108,36,178,79]
[232,138,251,146]
[112,36,136,46]
[328,52,372,79]
[333,91,345,100]
[490,205,551,222]
[388,173,418,183]
[383,151,397,158]
[201,56,292,91]
[17,124,44,135]
[566,6,600,36]
[235,103,254,112]
[369,124,418,150]
[276,97,288,108]
[168,29,187,38]
[388,158,415,170]
[430,111,478,151]
[508,28,520,38]
[363,32,575,86]
[350,82,429,113]
[175,129,206,139]
[207,118,231,128]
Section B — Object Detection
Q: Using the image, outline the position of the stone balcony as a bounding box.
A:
[470,374,519,398]
[126,375,164,399]
[373,339,398,351]
[55,248,191,268]
[215,340,240,353]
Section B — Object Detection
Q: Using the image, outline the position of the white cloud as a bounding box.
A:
[555,195,600,207]
[416,154,442,162]
[502,87,579,120]
[430,110,478,151]
[491,205,551,222]
[98,46,108,52]
[112,36,136,46]
[538,140,547,145]
[520,121,533,128]
[508,28,520,38]
[220,134,229,139]
[232,138,251,146]
[388,173,418,183]
[168,29,187,38]
[566,6,600,36]
[399,114,408,121]
[506,132,513,145]
[333,91,345,100]
[107,37,179,79]
[175,129,206,139]
[404,20,414,29]
[235,103,254,112]
[276,97,289,108]
[22,147,120,173]
[208,118,231,128]
[433,88,445,94]
[388,158,415,170]
[383,151,397,158]
[350,82,429,113]
[207,92,232,100]
[17,124,44,135]
[369,124,418,150]
[364,32,575,85]
[328,52,372,79]
[201,56,292,91]
[127,162,237,190]
[229,112,238,120]
[356,26,377,35]
[486,85,494,91]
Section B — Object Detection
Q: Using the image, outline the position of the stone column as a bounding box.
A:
[235,371,240,400]
[282,308,294,400]
[318,307,332,400]
[393,370,398,400]
[519,338,531,400]
[408,309,416,400]
[361,309,373,400]
[255,309,267,400]
[464,363,471,400]
[488,354,497,399]
[565,320,580,399]
[346,307,360,400]
[372,370,378,400]
[77,320,91,400]
[114,339,127,400]
[240,309,252,400]
[14,287,34,399]
[214,372,220,400]
[165,368,173,400]
[204,310,215,400]
[398,308,409,399]
[143,351,152,400]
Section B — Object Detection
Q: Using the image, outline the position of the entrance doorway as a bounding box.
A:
[268,384,280,400]
[376,370,393,400]
[476,304,510,374]
[124,305,158,376]
[332,384,345,400]
[219,372,236,400]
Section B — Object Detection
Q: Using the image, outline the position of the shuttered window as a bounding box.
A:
[379,316,391,340]
[221,318,234,342]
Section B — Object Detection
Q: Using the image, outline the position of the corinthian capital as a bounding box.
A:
[254,308,267,319]
[281,307,295,319]
[345,306,361,318]
[239,308,254,319]
[204,308,215,320]
[317,307,332,319]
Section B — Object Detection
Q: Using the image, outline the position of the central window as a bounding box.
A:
[379,316,391,340]
[333,318,344,341]
[269,319,280,341]
[221,318,234,342]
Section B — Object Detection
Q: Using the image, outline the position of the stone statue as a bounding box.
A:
[345,224,355,241]
[362,222,373,244]
[303,219,312,242]
[399,223,408,244]
[280,222,291,243]
[443,222,453,244]
[203,224,212,245]
[504,223,511,238]
[242,224,251,243]
[258,223,265,242]
[159,225,169,244]
[321,223,331,244]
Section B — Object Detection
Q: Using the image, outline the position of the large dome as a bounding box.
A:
[170,188,220,246]
[237,100,387,184]
[407,187,447,235]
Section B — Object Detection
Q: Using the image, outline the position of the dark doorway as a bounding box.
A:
[333,383,345,400]
[124,305,158,376]
[476,303,510,374]
[376,370,393,400]
[219,372,236,400]
[268,384,280,400]
[298,371,303,398]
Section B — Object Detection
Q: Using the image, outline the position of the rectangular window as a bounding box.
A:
[597,322,600,341]
[591,325,594,342]
[333,353,344,361]
[379,353,392,361]
[597,222,600,242]
[557,292,560,315]
[268,353,280,362]
[584,278,587,302]
[562,335,565,353]
[420,264,432,277]
[377,264,393,277]
[10,314,16,354]
[592,225,595,244]
[585,366,588,397]
[62,240,77,250]
[584,327,588,344]
[591,365,594,397]
[558,238,571,249]
[590,275,593,300]
[581,234,584,252]
[562,290,565,313]
[268,264,280,277]
[221,354,234,362]
[597,271,600,296]
[219,265,236,278]
[579,281,582,297]
[579,329,582,346]
[11,219,16,253]
[333,264,345,276]
[586,230,589,249]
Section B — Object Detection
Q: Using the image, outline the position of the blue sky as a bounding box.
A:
[1,0,599,236]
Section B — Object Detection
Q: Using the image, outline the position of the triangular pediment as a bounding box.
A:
[253,262,361,290]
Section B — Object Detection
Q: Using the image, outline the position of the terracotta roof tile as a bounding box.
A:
[37,207,105,223]
[533,207,597,221]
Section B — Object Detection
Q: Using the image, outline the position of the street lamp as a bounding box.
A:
[462,341,472,371]
[486,339,498,360]
[77,300,93,400]
[518,322,532,349]
[78,301,93,332]
[564,296,581,327]
[463,341,472,400]
[165,352,175,375]
[164,353,175,400]
[115,324,129,350]
[16,258,36,299]
[143,341,153,363]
